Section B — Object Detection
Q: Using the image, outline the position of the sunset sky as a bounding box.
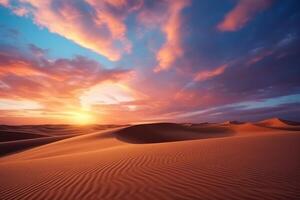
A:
[0,0,299,124]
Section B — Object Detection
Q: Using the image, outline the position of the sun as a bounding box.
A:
[69,111,94,125]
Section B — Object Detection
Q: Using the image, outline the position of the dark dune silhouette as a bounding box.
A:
[114,123,233,143]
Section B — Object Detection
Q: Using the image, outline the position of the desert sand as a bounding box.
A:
[0,118,299,200]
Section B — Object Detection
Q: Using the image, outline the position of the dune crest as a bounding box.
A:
[0,129,48,142]
[256,118,300,130]
[258,118,288,126]
[221,120,244,125]
[114,123,233,143]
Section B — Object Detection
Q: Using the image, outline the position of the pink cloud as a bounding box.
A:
[0,0,9,6]
[138,1,167,28]
[194,64,228,82]
[217,0,273,32]
[247,50,274,66]
[12,7,29,16]
[6,0,142,61]
[155,0,190,72]
[0,46,132,109]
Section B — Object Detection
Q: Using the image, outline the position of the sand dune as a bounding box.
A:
[256,118,300,131]
[114,123,233,143]
[0,125,127,158]
[257,118,291,127]
[221,120,245,125]
[1,127,127,161]
[0,129,47,142]
[0,131,47,142]
[0,135,74,157]
[0,119,299,200]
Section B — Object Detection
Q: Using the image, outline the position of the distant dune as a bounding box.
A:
[0,135,74,157]
[0,129,48,142]
[256,118,300,130]
[221,120,245,125]
[0,118,299,200]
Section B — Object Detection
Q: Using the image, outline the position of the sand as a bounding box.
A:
[0,118,299,200]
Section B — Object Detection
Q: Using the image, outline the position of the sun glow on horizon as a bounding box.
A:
[67,111,95,125]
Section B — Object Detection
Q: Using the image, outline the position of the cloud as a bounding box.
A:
[5,0,189,71]
[79,81,142,110]
[172,95,300,122]
[155,0,190,72]
[138,0,190,72]
[246,49,273,66]
[0,44,132,113]
[0,44,152,124]
[0,98,42,110]
[194,64,228,82]
[277,33,297,47]
[4,0,142,61]
[0,0,8,6]
[137,2,166,28]
[217,0,273,32]
[28,44,48,57]
[12,7,29,16]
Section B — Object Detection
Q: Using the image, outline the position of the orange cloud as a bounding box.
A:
[0,61,46,77]
[217,0,273,32]
[8,0,141,61]
[0,45,134,124]
[0,98,42,110]
[194,64,228,82]
[154,0,190,72]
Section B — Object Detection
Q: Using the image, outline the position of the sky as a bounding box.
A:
[0,0,300,125]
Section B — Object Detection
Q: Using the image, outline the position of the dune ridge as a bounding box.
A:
[114,123,234,143]
[0,130,48,142]
[256,118,300,131]
[0,135,73,157]
[0,118,299,200]
[0,125,127,158]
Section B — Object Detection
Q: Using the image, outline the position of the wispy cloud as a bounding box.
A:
[194,64,228,82]
[3,0,142,61]
[154,0,190,72]
[217,0,273,32]
[0,98,42,110]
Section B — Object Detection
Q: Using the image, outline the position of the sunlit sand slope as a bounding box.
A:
[0,120,299,200]
[0,125,125,157]
[256,118,300,130]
